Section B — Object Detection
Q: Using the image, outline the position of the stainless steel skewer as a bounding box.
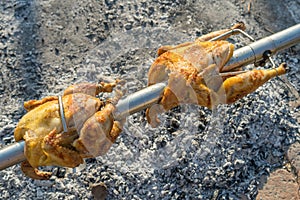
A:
[0,23,300,171]
[223,23,300,71]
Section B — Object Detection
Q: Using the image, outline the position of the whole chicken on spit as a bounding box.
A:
[14,81,123,179]
[13,23,287,179]
[146,22,286,127]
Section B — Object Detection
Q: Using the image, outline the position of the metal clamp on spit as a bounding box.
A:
[0,23,299,180]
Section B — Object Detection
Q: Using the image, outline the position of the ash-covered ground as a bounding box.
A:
[0,0,299,199]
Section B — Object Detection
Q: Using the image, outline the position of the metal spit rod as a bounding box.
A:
[224,23,300,71]
[0,23,300,171]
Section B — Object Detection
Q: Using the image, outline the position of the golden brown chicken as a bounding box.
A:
[14,23,287,179]
[14,81,123,180]
[146,23,286,127]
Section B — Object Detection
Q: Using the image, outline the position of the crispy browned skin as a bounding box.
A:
[20,161,52,180]
[14,81,123,179]
[73,104,122,157]
[157,22,245,56]
[146,23,286,127]
[222,63,286,104]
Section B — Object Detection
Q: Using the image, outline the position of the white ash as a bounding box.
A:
[0,0,299,199]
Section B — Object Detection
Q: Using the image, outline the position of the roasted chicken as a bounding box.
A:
[14,81,123,179]
[14,23,287,179]
[146,23,286,127]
